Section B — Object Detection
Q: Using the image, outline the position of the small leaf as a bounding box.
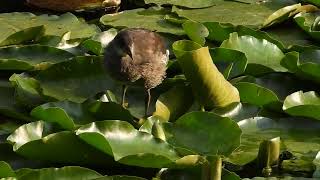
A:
[182,20,209,46]
[153,84,194,122]
[283,91,320,120]
[163,111,241,156]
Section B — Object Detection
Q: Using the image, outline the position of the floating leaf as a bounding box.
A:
[144,0,218,8]
[0,12,100,41]
[35,56,116,103]
[294,11,320,40]
[0,45,74,71]
[16,166,102,180]
[173,40,240,108]
[7,121,114,165]
[209,48,247,79]
[234,82,280,109]
[172,1,276,28]
[76,120,180,168]
[283,91,320,120]
[100,8,184,35]
[0,161,15,178]
[82,29,118,55]
[281,50,320,83]
[220,32,286,75]
[262,3,302,28]
[0,26,45,47]
[9,73,45,110]
[182,20,209,46]
[153,84,194,122]
[163,112,241,156]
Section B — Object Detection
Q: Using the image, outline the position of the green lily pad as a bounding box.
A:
[283,91,320,120]
[281,50,320,83]
[0,26,45,47]
[0,161,15,178]
[262,3,302,28]
[76,120,180,168]
[31,100,135,130]
[182,20,209,46]
[153,84,194,122]
[220,32,286,75]
[100,8,184,35]
[227,116,320,167]
[0,45,74,71]
[294,11,320,40]
[163,111,241,156]
[35,56,117,103]
[172,1,276,28]
[9,73,45,110]
[212,102,260,122]
[0,12,100,42]
[234,82,279,107]
[144,0,219,8]
[30,101,94,130]
[209,48,247,79]
[16,166,102,180]
[0,80,32,121]
[7,121,114,165]
[173,40,240,108]
[82,29,118,55]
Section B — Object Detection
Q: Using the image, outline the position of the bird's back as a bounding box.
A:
[104,28,168,89]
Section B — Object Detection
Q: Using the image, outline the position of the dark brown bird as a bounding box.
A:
[103,28,169,116]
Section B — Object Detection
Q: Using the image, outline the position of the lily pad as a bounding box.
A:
[100,8,184,35]
[16,166,102,180]
[7,121,115,165]
[294,11,320,40]
[153,84,194,122]
[209,48,247,79]
[283,91,320,121]
[281,50,320,83]
[35,56,117,103]
[172,1,276,28]
[76,120,180,168]
[234,82,279,107]
[0,161,15,178]
[163,111,242,156]
[144,0,219,8]
[220,32,286,75]
[0,12,100,41]
[182,20,209,46]
[173,40,240,108]
[0,45,74,71]
[0,26,45,47]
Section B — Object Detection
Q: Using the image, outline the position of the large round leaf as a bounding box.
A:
[220,32,286,75]
[7,121,114,165]
[35,56,117,103]
[16,166,102,180]
[0,45,74,71]
[163,111,241,157]
[283,91,320,121]
[76,120,180,168]
[144,0,218,8]
[0,12,99,42]
[173,40,240,108]
[172,1,276,28]
[100,8,184,35]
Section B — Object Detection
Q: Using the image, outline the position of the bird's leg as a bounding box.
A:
[145,89,151,117]
[121,85,128,108]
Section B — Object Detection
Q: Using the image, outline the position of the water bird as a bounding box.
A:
[103,28,169,116]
